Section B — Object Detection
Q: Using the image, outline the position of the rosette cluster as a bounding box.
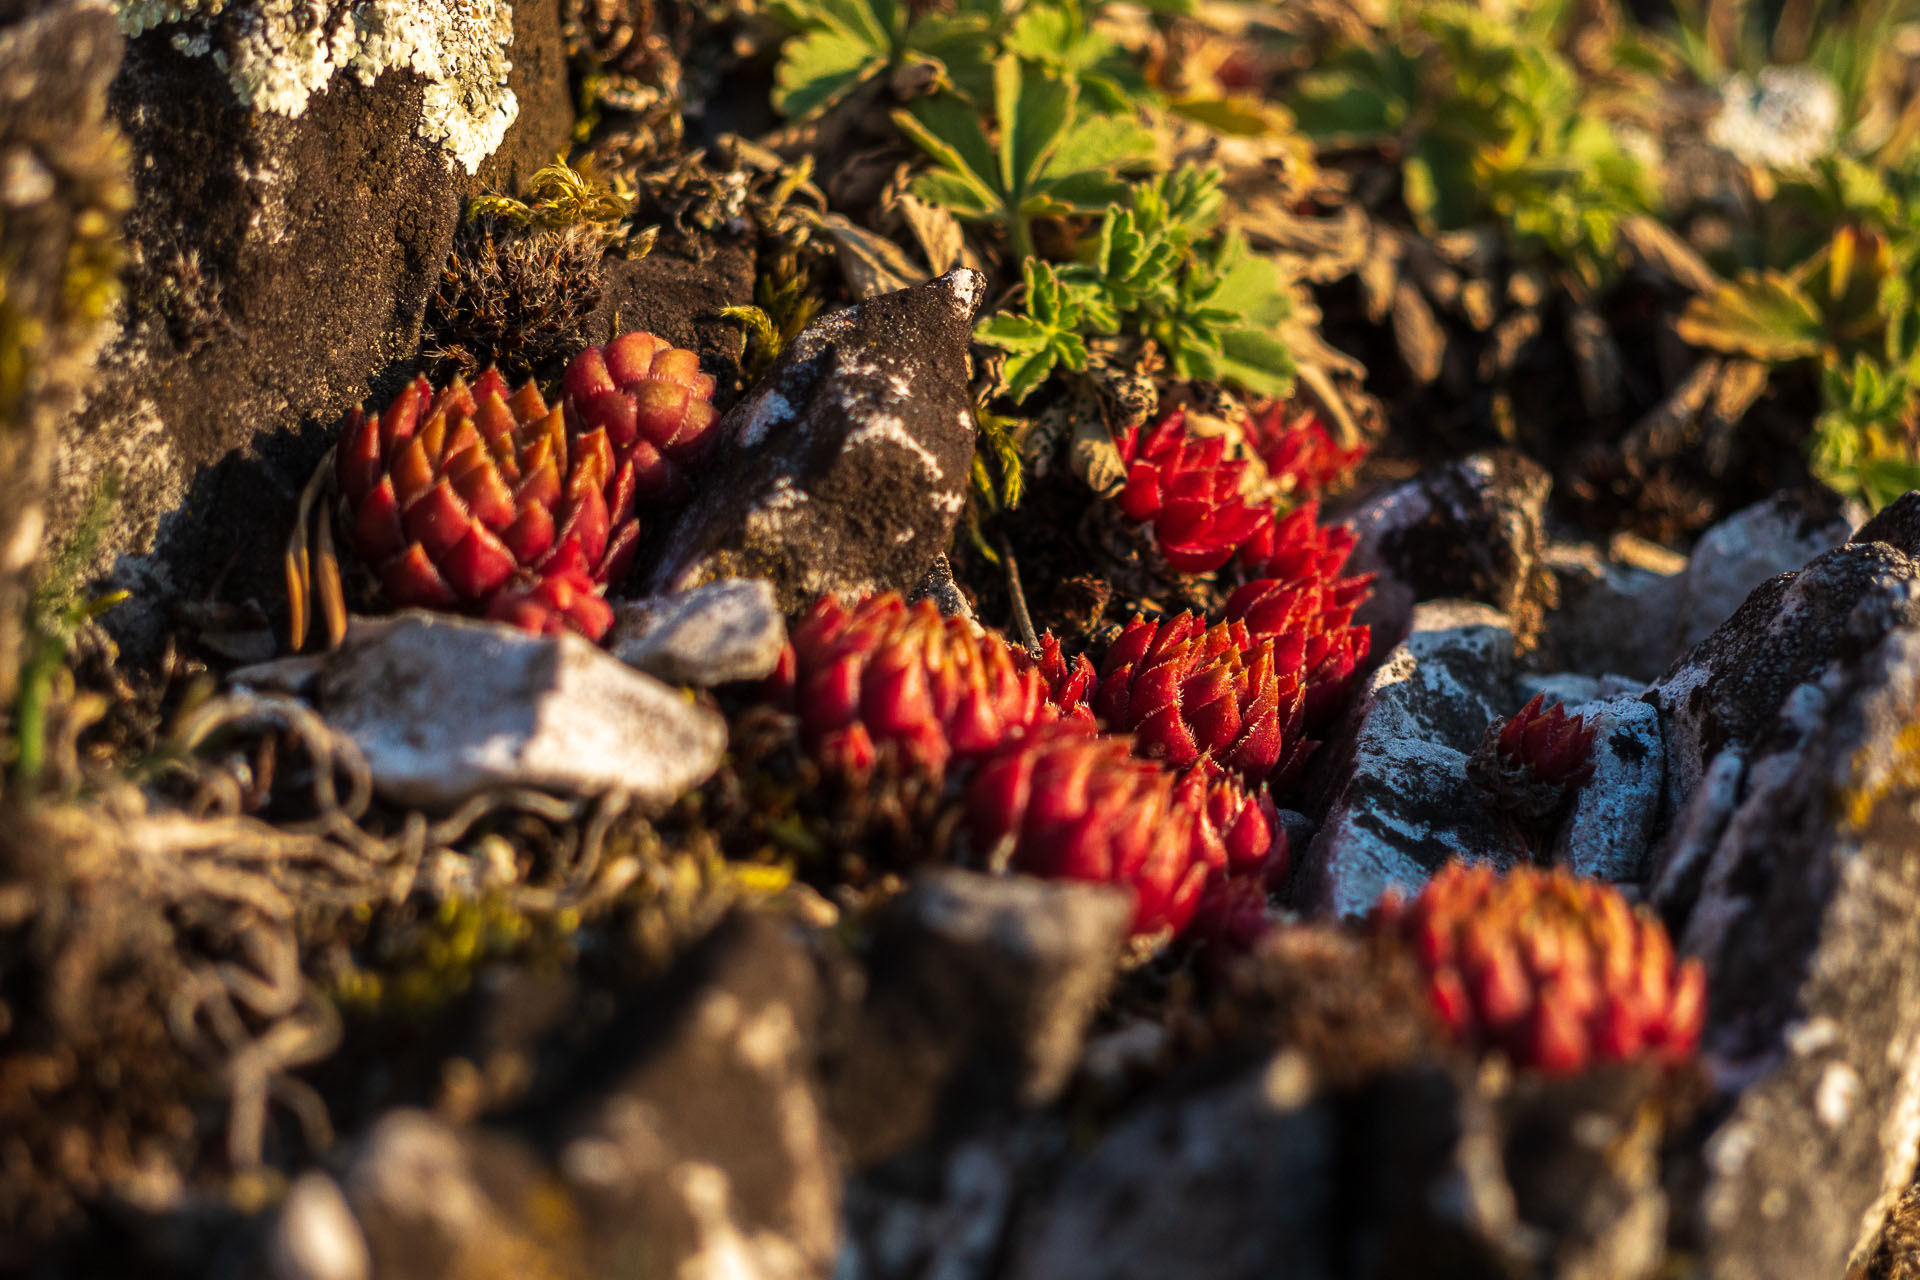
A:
[968,729,1283,938]
[1093,614,1307,786]
[768,593,1095,778]
[334,331,717,640]
[770,593,1288,941]
[1467,693,1599,826]
[1115,408,1274,573]
[1377,863,1706,1075]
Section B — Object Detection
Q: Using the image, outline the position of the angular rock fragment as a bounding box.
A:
[50,1,573,657]
[341,1111,578,1280]
[1548,491,1861,683]
[647,269,984,611]
[312,611,725,808]
[1298,601,1520,918]
[556,911,840,1280]
[1649,539,1920,808]
[608,578,786,686]
[1346,452,1556,647]
[1549,694,1663,882]
[1638,514,1920,1280]
[829,870,1132,1165]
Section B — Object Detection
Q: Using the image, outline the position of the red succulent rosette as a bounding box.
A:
[769,593,1093,778]
[1468,692,1599,826]
[562,330,721,503]
[1223,569,1373,730]
[967,726,1284,938]
[1246,400,1366,498]
[1377,862,1706,1075]
[1115,408,1275,573]
[333,330,716,641]
[1093,612,1311,787]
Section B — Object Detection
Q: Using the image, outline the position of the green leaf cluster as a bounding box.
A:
[893,54,1157,260]
[768,0,1154,121]
[1291,3,1658,284]
[1680,160,1920,507]
[976,166,1296,401]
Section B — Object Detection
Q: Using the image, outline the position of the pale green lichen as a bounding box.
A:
[115,0,518,174]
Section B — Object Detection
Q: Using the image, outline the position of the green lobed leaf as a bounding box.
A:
[1677,272,1829,362]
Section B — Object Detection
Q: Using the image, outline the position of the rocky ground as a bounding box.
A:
[10,0,1920,1277]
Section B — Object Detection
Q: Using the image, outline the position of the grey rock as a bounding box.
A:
[0,0,126,709]
[609,577,786,686]
[648,270,984,612]
[1003,1052,1654,1280]
[1649,541,1920,811]
[842,1138,1019,1280]
[1851,488,1920,556]
[270,1172,370,1280]
[1007,1051,1338,1280]
[558,910,840,1280]
[343,1110,575,1280]
[1657,623,1920,1280]
[1541,541,1686,683]
[907,552,975,620]
[1674,490,1861,654]
[1550,695,1663,882]
[313,611,725,808]
[1299,601,1520,918]
[1548,491,1860,682]
[1346,452,1556,648]
[830,870,1132,1165]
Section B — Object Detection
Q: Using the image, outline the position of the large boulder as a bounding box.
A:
[47,0,574,656]
[1645,511,1920,1278]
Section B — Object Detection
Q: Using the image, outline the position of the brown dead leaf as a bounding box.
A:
[1391,279,1447,385]
[894,193,963,276]
[817,213,926,298]
[1620,214,1719,295]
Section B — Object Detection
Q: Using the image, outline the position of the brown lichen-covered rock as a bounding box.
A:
[645,270,984,612]
[47,0,575,659]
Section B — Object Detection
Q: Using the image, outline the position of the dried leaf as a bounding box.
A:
[818,212,926,298]
[1391,279,1446,385]
[1619,214,1718,295]
[1070,414,1127,497]
[1622,358,1721,464]
[1566,305,1623,418]
[895,193,963,275]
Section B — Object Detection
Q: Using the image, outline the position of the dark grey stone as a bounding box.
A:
[646,269,984,612]
[828,870,1131,1166]
[1345,451,1556,648]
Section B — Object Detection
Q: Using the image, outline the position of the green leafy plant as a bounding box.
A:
[975,166,1298,401]
[893,55,1157,259]
[1680,205,1920,507]
[1291,2,1658,284]
[976,258,1092,402]
[768,0,1000,117]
